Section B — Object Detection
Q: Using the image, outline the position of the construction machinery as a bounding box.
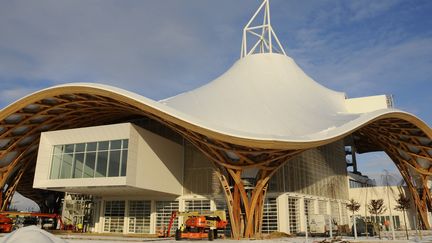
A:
[0,211,64,232]
[161,210,228,241]
[0,214,13,233]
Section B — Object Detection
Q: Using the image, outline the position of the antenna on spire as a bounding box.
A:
[241,0,286,58]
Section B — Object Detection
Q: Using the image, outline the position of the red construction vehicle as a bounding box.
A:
[161,210,228,241]
[0,214,13,233]
[0,211,64,232]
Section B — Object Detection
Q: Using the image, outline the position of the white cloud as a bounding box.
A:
[0,0,248,101]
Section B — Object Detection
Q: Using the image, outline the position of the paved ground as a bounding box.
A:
[58,233,432,243]
[60,237,432,243]
[3,230,432,243]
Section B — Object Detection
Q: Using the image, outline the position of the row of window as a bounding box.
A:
[102,198,352,235]
[104,200,179,234]
[50,139,128,179]
[349,179,371,188]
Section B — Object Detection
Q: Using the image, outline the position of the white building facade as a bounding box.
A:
[33,122,353,235]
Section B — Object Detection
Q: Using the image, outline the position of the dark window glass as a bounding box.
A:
[83,152,96,178]
[110,140,121,150]
[73,153,85,178]
[121,149,127,176]
[87,142,97,152]
[96,151,108,177]
[122,139,128,149]
[108,150,121,177]
[98,141,109,151]
[75,143,85,153]
[65,144,75,153]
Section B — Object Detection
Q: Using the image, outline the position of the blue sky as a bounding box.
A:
[1,0,431,191]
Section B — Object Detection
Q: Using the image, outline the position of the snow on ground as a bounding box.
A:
[1,226,67,243]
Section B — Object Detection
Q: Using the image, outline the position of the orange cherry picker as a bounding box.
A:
[160,210,228,241]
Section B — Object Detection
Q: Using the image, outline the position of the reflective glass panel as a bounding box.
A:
[108,150,121,177]
[87,142,97,152]
[96,151,108,177]
[50,154,62,179]
[65,144,75,153]
[121,149,127,176]
[83,152,96,178]
[98,141,109,151]
[73,152,85,178]
[122,139,128,149]
[75,143,85,153]
[51,139,128,179]
[110,140,121,150]
[60,153,73,178]
[53,145,63,155]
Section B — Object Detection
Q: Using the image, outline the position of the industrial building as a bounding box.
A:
[0,0,431,238]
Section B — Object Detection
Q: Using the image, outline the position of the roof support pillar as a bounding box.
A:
[179,132,301,238]
[360,123,432,230]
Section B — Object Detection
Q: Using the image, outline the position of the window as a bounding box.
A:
[341,203,348,225]
[262,198,278,234]
[304,199,314,231]
[288,197,300,234]
[330,201,340,224]
[318,200,327,214]
[104,200,125,233]
[184,200,211,213]
[50,139,128,179]
[128,201,151,233]
[156,201,179,231]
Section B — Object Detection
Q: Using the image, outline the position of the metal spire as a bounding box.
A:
[241,0,286,58]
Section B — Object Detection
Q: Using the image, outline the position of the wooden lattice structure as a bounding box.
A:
[0,85,431,238]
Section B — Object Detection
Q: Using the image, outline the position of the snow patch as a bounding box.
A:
[1,226,67,243]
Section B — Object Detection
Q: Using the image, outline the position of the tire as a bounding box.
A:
[208,229,214,241]
[175,229,181,241]
[213,229,218,239]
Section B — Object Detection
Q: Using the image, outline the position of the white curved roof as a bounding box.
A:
[2,53,430,149]
[162,53,356,138]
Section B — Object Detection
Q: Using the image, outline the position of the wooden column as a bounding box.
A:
[172,129,302,238]
[359,119,432,229]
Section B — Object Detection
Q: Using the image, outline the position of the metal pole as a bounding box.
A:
[385,174,396,240]
[329,215,333,238]
[304,211,308,243]
[353,214,358,239]
[365,187,369,238]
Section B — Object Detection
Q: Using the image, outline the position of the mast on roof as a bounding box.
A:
[240,0,287,58]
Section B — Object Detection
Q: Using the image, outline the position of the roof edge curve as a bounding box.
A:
[1,83,431,150]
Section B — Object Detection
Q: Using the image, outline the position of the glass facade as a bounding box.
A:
[304,199,314,231]
[104,200,125,233]
[288,197,300,234]
[184,199,211,213]
[50,139,128,179]
[262,197,278,234]
[156,201,179,231]
[128,200,151,233]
